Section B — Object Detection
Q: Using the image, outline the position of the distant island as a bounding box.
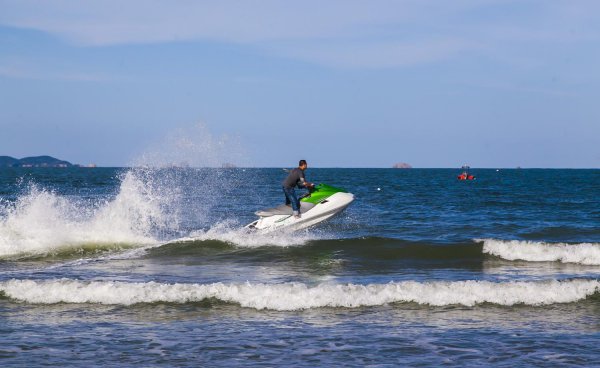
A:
[392,162,412,169]
[0,155,96,168]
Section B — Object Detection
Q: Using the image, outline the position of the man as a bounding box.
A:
[282,159,314,218]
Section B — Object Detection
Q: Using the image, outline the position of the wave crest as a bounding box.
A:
[481,239,600,265]
[1,278,597,310]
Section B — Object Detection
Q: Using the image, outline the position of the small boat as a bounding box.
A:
[457,165,475,180]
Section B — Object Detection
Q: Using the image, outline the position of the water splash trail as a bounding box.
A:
[0,171,167,259]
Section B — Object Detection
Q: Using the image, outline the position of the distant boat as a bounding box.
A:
[457,165,475,180]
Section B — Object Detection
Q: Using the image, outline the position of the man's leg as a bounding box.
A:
[284,187,300,217]
[283,186,291,205]
[291,190,300,217]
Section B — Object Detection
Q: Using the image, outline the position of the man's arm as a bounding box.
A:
[298,171,314,189]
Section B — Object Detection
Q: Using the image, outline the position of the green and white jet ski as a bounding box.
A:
[245,184,354,233]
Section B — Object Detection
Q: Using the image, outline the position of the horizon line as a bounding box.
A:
[2,166,598,170]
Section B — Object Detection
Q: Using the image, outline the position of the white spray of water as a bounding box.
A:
[1,278,598,310]
[0,124,309,259]
[0,171,171,258]
[133,123,246,168]
[132,123,251,230]
[0,123,339,259]
[481,239,600,266]
[183,221,322,248]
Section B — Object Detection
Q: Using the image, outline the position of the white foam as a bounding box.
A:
[1,278,597,310]
[481,239,600,265]
[0,125,253,259]
[186,221,322,248]
[0,171,168,258]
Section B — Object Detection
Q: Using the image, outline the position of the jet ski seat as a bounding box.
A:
[255,201,316,217]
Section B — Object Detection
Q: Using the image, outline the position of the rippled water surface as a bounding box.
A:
[1,168,599,366]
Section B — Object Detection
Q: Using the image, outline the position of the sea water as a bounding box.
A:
[0,168,599,366]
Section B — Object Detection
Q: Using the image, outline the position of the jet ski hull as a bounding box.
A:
[245,192,354,233]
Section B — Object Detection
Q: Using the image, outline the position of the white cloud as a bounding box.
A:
[1,0,599,69]
[0,0,416,45]
[274,38,472,68]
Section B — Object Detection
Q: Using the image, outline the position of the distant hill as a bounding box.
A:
[0,155,74,168]
[0,156,19,167]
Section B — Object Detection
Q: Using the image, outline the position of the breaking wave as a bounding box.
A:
[0,170,174,259]
[481,239,600,266]
[0,124,252,260]
[1,278,598,310]
[182,221,323,248]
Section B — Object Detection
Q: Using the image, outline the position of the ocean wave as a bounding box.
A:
[1,278,597,310]
[481,239,600,265]
[152,236,484,261]
[0,171,170,259]
[183,221,322,248]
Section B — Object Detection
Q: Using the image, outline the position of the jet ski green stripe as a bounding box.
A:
[301,183,347,204]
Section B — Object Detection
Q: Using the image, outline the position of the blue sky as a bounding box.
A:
[0,0,599,167]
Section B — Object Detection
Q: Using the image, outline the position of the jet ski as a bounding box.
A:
[245,184,354,233]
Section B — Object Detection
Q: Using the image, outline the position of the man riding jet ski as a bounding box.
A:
[282,159,314,219]
[245,160,354,233]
